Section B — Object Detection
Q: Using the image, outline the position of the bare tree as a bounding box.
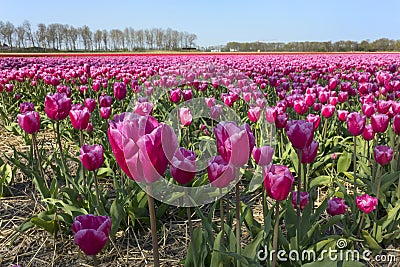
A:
[23,20,35,47]
[135,29,144,49]
[35,23,47,49]
[102,29,108,50]
[2,21,15,49]
[145,29,154,49]
[124,27,134,50]
[79,25,92,51]
[16,25,26,48]
[110,29,124,50]
[154,28,164,50]
[93,30,102,50]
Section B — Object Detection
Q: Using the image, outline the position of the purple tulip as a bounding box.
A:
[99,95,113,107]
[134,101,154,116]
[301,140,319,164]
[346,112,366,136]
[374,145,393,166]
[44,92,72,121]
[79,144,104,171]
[72,214,111,255]
[20,102,35,114]
[170,88,182,103]
[70,107,90,130]
[291,191,309,210]
[362,124,375,141]
[285,120,314,150]
[84,98,97,113]
[100,107,111,119]
[170,147,196,185]
[371,113,390,133]
[113,82,127,101]
[327,197,347,216]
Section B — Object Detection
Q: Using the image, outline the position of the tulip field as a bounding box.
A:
[1,53,400,267]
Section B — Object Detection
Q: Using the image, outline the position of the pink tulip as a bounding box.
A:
[301,140,319,164]
[371,113,389,133]
[393,114,400,135]
[79,144,104,171]
[321,104,335,118]
[17,111,40,134]
[356,194,378,214]
[346,112,366,136]
[214,121,255,167]
[20,102,35,114]
[100,107,111,119]
[252,146,274,166]
[179,107,193,126]
[263,164,294,201]
[84,98,97,113]
[306,114,320,130]
[113,82,127,101]
[70,107,90,130]
[170,88,182,103]
[99,95,113,107]
[108,113,177,183]
[210,104,223,120]
[207,155,236,188]
[44,92,72,121]
[170,147,196,185]
[374,145,393,166]
[362,124,375,141]
[183,90,193,101]
[265,107,277,123]
[134,101,154,116]
[337,110,349,122]
[291,191,309,210]
[248,106,262,122]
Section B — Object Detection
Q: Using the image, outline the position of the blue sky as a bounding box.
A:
[1,0,399,47]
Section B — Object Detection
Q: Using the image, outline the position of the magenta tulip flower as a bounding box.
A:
[70,107,90,130]
[100,107,111,119]
[362,124,375,141]
[293,100,308,115]
[179,107,193,127]
[346,112,366,136]
[374,145,393,166]
[327,197,347,216]
[263,164,294,201]
[84,98,97,113]
[205,97,216,108]
[134,101,154,116]
[285,120,314,150]
[356,194,378,214]
[306,114,320,130]
[275,113,288,129]
[44,92,72,121]
[183,90,193,101]
[207,155,236,188]
[170,147,196,185]
[362,103,376,118]
[20,102,35,114]
[113,82,127,101]
[17,111,40,134]
[108,113,177,183]
[99,95,113,107]
[79,144,104,171]
[214,121,255,167]
[337,110,349,122]
[321,104,335,118]
[248,106,262,122]
[371,113,390,133]
[393,114,400,135]
[170,88,182,103]
[72,214,111,255]
[291,191,309,210]
[210,104,223,120]
[252,146,274,166]
[301,140,319,164]
[265,107,277,123]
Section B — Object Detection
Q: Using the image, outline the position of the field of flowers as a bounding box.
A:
[0,53,399,267]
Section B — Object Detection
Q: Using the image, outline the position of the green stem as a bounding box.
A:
[235,182,241,267]
[322,118,328,143]
[271,201,280,267]
[56,121,69,187]
[353,135,357,198]
[187,207,198,267]
[32,133,48,189]
[147,186,160,267]
[297,149,302,252]
[92,254,98,267]
[220,188,225,244]
[374,166,383,238]
[357,212,366,238]
[80,131,86,189]
[303,163,307,192]
[93,171,101,208]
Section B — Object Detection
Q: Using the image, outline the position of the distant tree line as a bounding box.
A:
[224,39,400,52]
[0,20,198,52]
